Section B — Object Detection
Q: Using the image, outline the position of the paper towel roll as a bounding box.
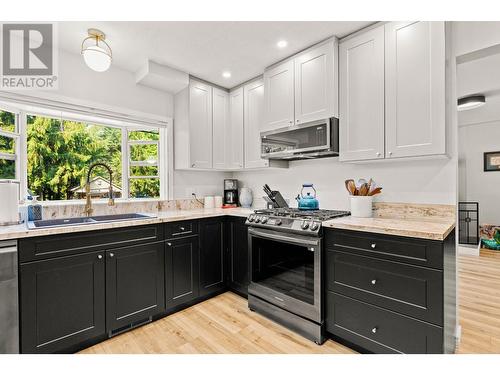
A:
[0,181,19,223]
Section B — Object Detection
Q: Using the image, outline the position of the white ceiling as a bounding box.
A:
[457,52,500,126]
[58,21,373,88]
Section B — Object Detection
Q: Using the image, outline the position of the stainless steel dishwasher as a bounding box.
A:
[0,240,19,353]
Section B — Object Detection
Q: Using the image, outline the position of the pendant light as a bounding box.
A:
[457,95,486,111]
[81,29,112,72]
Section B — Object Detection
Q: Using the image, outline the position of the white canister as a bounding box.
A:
[239,188,253,208]
[204,196,215,209]
[350,196,373,218]
[214,196,223,208]
[0,180,20,224]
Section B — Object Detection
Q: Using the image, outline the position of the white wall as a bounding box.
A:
[459,122,500,225]
[233,157,456,210]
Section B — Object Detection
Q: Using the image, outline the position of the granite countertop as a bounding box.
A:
[0,207,254,241]
[323,215,456,241]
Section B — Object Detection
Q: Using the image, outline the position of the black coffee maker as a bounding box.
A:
[223,179,238,208]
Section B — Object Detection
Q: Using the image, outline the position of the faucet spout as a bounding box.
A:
[84,162,115,217]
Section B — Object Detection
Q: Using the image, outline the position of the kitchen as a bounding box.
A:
[0,3,498,371]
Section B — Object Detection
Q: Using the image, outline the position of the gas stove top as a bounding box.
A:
[246,208,350,236]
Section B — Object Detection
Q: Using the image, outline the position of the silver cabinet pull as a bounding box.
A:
[376,152,381,157]
[296,119,299,123]
[109,253,114,258]
[371,279,377,285]
[371,243,376,249]
[372,327,377,334]
[179,227,185,231]
[388,151,393,156]
[97,254,103,260]
[167,242,172,246]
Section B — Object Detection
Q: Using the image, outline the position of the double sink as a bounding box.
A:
[27,213,155,229]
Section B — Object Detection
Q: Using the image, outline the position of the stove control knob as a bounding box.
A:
[301,220,309,230]
[275,219,282,226]
[248,215,255,222]
[310,222,320,231]
[260,216,268,224]
[254,216,261,223]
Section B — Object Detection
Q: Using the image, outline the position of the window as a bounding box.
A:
[26,115,123,201]
[0,99,167,201]
[127,129,160,198]
[0,108,20,180]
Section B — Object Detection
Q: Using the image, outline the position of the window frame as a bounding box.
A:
[0,105,22,185]
[17,109,167,202]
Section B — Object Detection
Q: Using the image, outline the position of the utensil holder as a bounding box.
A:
[350,196,373,218]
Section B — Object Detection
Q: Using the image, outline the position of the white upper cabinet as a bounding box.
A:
[228,87,244,169]
[263,60,295,131]
[212,87,230,169]
[294,40,338,125]
[385,21,446,158]
[244,79,269,169]
[339,25,385,162]
[188,80,213,169]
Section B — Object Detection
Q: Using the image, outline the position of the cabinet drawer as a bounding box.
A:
[326,292,443,354]
[19,224,163,263]
[165,220,199,239]
[327,251,443,325]
[325,229,443,269]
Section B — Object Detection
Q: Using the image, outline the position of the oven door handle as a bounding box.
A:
[248,227,320,247]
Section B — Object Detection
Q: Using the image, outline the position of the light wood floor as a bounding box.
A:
[80,250,500,354]
[456,249,500,354]
[80,292,355,354]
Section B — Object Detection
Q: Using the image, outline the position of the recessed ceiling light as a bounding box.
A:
[457,95,486,111]
[222,71,231,78]
[277,40,288,48]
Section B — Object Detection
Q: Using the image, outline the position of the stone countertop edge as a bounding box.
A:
[0,208,254,241]
[322,216,456,241]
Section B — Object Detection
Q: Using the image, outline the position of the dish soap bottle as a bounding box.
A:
[28,195,42,221]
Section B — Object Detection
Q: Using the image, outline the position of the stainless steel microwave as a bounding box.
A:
[260,117,339,160]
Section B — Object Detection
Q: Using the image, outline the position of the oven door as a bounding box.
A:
[248,227,322,323]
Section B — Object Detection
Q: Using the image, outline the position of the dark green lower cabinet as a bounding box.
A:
[20,251,106,354]
[105,242,165,334]
[165,236,200,308]
[199,218,225,297]
[226,217,249,296]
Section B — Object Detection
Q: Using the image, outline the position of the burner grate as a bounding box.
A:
[254,208,350,221]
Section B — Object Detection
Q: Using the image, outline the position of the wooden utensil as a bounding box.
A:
[345,179,357,195]
[368,187,382,196]
[359,183,369,196]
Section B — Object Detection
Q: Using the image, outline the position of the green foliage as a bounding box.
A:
[25,116,159,200]
[0,110,16,179]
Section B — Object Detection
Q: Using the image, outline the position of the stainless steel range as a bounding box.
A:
[246,208,350,344]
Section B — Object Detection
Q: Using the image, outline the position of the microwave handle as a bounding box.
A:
[248,228,319,247]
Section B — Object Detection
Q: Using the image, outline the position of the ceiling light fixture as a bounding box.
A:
[81,28,112,72]
[457,94,486,111]
[222,71,231,78]
[277,40,288,48]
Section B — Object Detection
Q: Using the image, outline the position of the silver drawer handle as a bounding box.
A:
[371,243,376,249]
[109,253,114,258]
[274,296,284,302]
[179,227,185,231]
[371,279,377,285]
[167,242,172,246]
[98,254,103,260]
[372,327,377,334]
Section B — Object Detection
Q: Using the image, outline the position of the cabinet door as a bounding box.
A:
[339,26,385,162]
[20,251,105,353]
[199,218,225,296]
[227,218,249,296]
[295,40,337,124]
[228,87,245,169]
[263,60,295,131]
[385,21,445,158]
[106,242,165,333]
[165,236,200,308]
[213,87,230,169]
[189,80,213,168]
[244,79,269,168]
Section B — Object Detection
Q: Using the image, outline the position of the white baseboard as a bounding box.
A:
[458,244,480,256]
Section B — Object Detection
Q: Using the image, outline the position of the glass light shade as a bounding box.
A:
[82,45,112,72]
